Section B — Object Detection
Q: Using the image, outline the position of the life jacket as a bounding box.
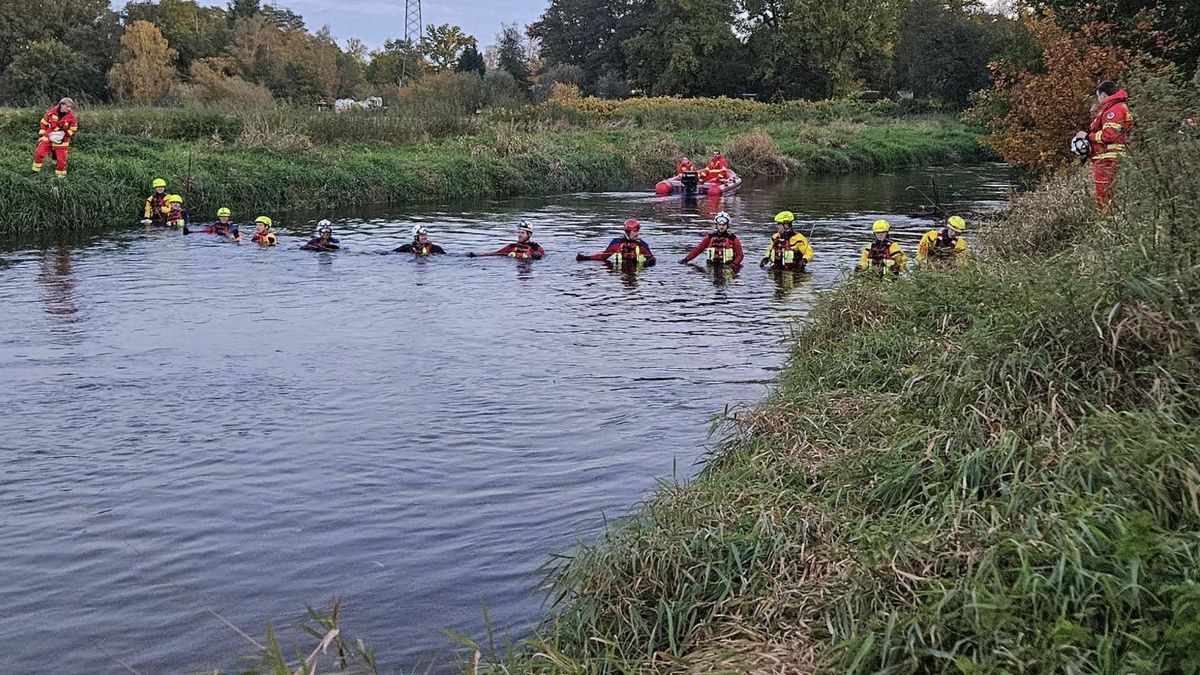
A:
[253,231,277,246]
[146,194,168,223]
[867,239,898,264]
[929,230,960,258]
[507,241,539,260]
[677,161,695,174]
[705,232,737,264]
[704,164,728,182]
[612,238,647,265]
[769,231,802,266]
[165,210,187,229]
[412,242,435,255]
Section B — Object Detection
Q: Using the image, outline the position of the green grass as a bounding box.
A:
[469,76,1200,673]
[0,104,986,235]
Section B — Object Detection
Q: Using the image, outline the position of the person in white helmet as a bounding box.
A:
[394,225,446,255]
[301,219,340,251]
[467,221,545,260]
[679,211,744,266]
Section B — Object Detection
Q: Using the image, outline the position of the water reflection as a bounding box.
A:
[38,246,78,321]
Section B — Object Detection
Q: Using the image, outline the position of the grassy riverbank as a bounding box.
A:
[0,99,985,235]
[480,83,1200,671]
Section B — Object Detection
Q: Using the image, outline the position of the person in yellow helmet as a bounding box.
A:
[916,215,968,268]
[759,211,813,271]
[163,194,190,230]
[251,216,277,247]
[185,207,241,242]
[858,219,907,277]
[141,178,170,226]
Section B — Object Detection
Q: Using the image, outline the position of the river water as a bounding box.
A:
[0,164,1010,673]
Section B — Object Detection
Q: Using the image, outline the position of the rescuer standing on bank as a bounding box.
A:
[32,98,78,178]
[1075,80,1132,211]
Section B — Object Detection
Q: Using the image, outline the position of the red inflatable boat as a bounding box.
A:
[655,170,743,197]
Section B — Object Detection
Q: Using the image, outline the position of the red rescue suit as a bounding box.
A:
[1088,90,1132,210]
[33,106,79,177]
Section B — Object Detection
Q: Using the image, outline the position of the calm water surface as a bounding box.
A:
[0,165,1010,673]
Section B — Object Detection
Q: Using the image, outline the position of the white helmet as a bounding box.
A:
[1070,137,1092,159]
[412,224,428,238]
[517,220,533,234]
[316,219,332,235]
[714,211,731,226]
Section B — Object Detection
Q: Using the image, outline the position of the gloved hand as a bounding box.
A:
[759,257,770,268]
[467,252,476,257]
[575,253,589,261]
[139,219,152,225]
[884,259,895,268]
[678,257,689,264]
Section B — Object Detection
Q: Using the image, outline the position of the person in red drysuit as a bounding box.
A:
[576,219,656,266]
[1075,80,1132,211]
[32,98,79,178]
[468,221,546,260]
[679,211,744,266]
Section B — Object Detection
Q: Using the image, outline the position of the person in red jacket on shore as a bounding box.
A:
[679,211,744,266]
[1075,80,1132,211]
[576,219,656,266]
[32,98,78,178]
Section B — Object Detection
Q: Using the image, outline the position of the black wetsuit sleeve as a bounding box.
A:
[431,245,447,254]
[395,244,413,253]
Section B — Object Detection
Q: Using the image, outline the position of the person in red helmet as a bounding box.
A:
[679,211,744,266]
[32,97,78,178]
[576,219,656,266]
[1074,80,1133,211]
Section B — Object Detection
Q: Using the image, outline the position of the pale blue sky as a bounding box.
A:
[111,0,549,49]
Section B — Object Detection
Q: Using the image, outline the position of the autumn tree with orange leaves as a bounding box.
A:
[968,13,1133,172]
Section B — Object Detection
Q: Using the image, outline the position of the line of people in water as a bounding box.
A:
[138,177,970,275]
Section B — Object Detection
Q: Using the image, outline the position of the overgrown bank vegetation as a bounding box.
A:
[478,76,1200,673]
[0,98,986,234]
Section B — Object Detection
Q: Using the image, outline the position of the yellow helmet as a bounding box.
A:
[152,178,167,189]
[166,194,183,205]
[255,216,273,227]
[947,215,966,232]
[217,207,232,218]
[872,219,891,233]
[774,211,795,224]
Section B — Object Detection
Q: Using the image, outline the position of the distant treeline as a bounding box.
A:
[0,0,1195,110]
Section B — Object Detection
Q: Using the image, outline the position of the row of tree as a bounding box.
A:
[0,0,1195,109]
[531,0,1198,105]
[0,0,519,106]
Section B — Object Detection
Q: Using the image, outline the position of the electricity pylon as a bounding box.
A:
[401,0,422,85]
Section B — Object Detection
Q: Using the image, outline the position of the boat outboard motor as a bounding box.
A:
[680,170,699,194]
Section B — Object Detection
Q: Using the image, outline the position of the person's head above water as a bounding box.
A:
[167,194,183,210]
[217,207,231,224]
[255,215,273,233]
[872,219,891,240]
[774,211,795,234]
[623,218,641,238]
[517,221,533,242]
[152,178,166,194]
[317,219,333,240]
[714,211,731,232]
[412,224,430,245]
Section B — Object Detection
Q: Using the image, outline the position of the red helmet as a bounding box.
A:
[624,218,640,232]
